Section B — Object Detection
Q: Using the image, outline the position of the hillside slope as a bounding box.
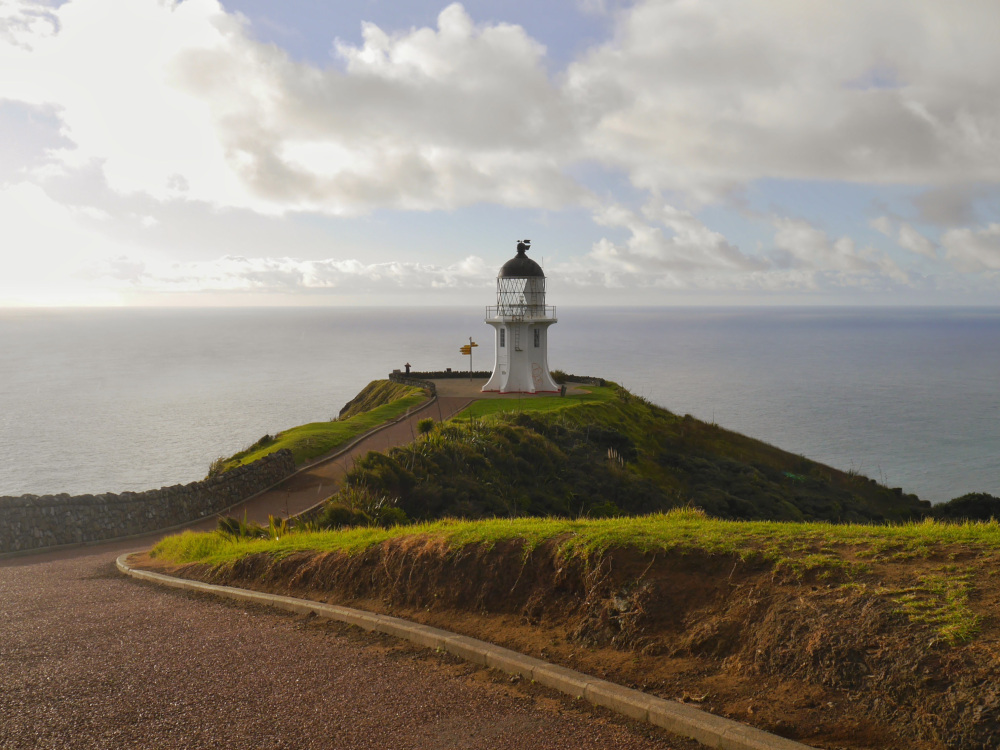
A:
[338,379,422,419]
[209,380,426,475]
[338,384,928,523]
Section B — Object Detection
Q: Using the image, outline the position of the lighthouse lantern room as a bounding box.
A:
[482,240,560,394]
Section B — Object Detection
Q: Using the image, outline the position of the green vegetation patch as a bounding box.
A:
[209,383,425,474]
[338,380,422,420]
[330,384,927,524]
[844,569,981,644]
[152,511,999,643]
[890,571,980,643]
[453,384,617,420]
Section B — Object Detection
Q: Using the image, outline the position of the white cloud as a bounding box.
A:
[586,199,763,275]
[870,216,894,237]
[772,218,876,273]
[3,0,1000,305]
[1,0,250,205]
[870,216,938,259]
[566,0,1000,201]
[0,0,59,50]
[1,0,585,215]
[563,204,922,293]
[897,222,937,259]
[77,253,496,297]
[942,224,1000,271]
[770,217,913,286]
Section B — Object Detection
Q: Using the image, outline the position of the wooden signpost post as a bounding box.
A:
[459,337,478,380]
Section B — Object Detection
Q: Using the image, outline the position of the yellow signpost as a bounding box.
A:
[459,337,479,379]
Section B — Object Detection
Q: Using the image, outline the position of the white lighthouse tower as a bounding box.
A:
[482,240,559,394]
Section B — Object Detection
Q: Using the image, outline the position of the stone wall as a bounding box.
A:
[388,372,436,394]
[0,449,296,555]
[389,370,495,392]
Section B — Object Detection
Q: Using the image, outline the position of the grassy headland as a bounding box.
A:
[153,377,1000,748]
[208,381,425,475]
[337,380,422,419]
[336,383,927,523]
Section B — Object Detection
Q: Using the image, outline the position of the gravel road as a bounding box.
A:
[1,541,698,749]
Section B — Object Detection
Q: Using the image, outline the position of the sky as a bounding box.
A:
[2,0,1000,307]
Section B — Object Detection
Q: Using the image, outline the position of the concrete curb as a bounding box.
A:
[117,554,816,750]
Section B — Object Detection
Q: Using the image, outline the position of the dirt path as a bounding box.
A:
[213,384,571,526]
[222,395,473,525]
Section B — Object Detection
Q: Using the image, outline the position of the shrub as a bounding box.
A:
[316,502,372,529]
[217,515,268,539]
[206,456,227,478]
[316,485,408,529]
[932,493,1000,522]
[417,417,435,435]
[587,500,622,518]
[374,506,409,528]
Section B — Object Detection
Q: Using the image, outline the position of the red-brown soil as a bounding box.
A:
[135,540,1000,750]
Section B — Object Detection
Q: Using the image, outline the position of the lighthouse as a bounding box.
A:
[482,240,559,394]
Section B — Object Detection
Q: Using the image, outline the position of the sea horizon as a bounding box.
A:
[2,304,998,504]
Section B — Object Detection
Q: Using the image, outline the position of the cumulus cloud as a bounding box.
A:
[3,0,1000,304]
[897,223,937,259]
[553,200,926,294]
[942,224,1000,271]
[870,215,937,259]
[1,0,586,215]
[769,217,911,286]
[585,199,763,277]
[0,0,59,50]
[566,0,1000,201]
[17,0,999,217]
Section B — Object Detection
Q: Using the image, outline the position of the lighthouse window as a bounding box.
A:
[534,328,540,348]
[500,328,505,347]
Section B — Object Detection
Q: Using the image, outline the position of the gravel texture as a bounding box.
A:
[1,542,695,749]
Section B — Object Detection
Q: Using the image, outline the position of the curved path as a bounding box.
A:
[227,394,474,524]
[1,386,695,749]
[0,540,691,749]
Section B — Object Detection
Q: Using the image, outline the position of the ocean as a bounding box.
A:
[1,306,998,504]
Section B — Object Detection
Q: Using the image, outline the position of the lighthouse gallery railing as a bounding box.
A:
[485,304,557,320]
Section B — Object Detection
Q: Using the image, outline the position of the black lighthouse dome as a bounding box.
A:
[499,240,544,278]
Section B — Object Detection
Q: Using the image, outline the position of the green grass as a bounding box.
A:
[160,509,1000,569]
[154,511,1000,574]
[453,385,618,420]
[214,387,426,472]
[338,380,421,420]
[153,511,998,643]
[888,571,979,643]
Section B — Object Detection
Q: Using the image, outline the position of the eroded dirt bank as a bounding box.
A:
[139,539,1000,750]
